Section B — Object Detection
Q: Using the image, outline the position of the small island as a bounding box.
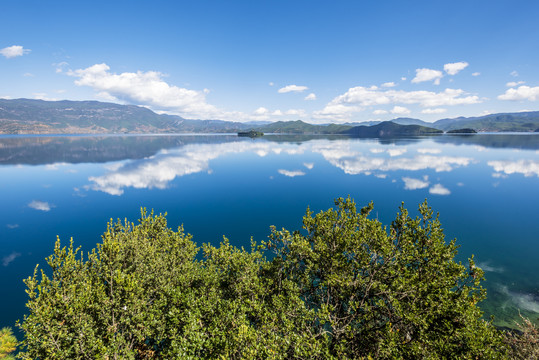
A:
[446,128,477,134]
[238,130,264,137]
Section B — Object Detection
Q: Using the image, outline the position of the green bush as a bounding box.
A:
[18,198,507,359]
[0,327,17,359]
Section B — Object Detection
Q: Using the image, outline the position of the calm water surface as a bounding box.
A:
[0,134,538,328]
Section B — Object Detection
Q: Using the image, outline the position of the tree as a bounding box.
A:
[18,199,507,359]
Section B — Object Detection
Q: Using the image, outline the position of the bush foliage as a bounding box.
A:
[0,327,17,359]
[18,198,511,359]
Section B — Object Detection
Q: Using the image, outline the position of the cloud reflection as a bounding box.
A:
[2,252,21,266]
[498,285,539,313]
[89,141,302,195]
[476,261,504,273]
[488,159,539,177]
[429,184,451,195]
[402,176,429,190]
[278,169,306,177]
[313,142,472,175]
[88,139,473,195]
[28,200,53,211]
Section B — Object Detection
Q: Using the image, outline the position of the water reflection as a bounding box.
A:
[1,133,538,166]
[88,141,307,195]
[85,139,477,195]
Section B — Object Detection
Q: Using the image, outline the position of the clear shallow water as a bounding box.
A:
[1,134,538,329]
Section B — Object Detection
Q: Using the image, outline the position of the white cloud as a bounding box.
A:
[285,109,307,117]
[444,61,469,75]
[369,148,385,154]
[390,106,410,115]
[510,71,519,77]
[23,72,34,77]
[472,72,480,77]
[324,86,480,110]
[412,68,443,85]
[488,159,539,177]
[312,103,362,121]
[54,61,69,73]
[402,176,430,190]
[33,93,58,101]
[498,86,539,101]
[0,45,31,58]
[506,81,525,87]
[429,183,450,195]
[373,109,388,115]
[303,162,314,169]
[67,63,238,120]
[421,108,447,114]
[304,93,316,100]
[278,169,305,177]
[28,200,53,211]
[254,107,269,115]
[6,224,19,229]
[278,85,308,93]
[272,110,283,116]
[2,252,21,266]
[401,77,407,81]
[269,82,274,86]
[381,82,396,88]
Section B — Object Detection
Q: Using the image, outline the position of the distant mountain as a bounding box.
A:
[345,120,380,127]
[343,121,442,137]
[0,98,181,134]
[243,120,273,126]
[390,117,433,127]
[433,112,539,132]
[161,116,252,133]
[338,118,433,128]
[256,120,352,134]
[1,98,538,134]
[0,99,251,134]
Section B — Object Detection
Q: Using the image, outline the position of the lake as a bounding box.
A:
[0,133,538,329]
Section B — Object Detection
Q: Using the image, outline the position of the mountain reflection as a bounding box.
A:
[0,133,537,166]
[0,135,237,165]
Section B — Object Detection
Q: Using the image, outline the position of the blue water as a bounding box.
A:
[1,134,538,329]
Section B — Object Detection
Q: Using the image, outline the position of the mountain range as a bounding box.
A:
[1,98,538,134]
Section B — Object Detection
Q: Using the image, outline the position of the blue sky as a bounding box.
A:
[1,0,539,123]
